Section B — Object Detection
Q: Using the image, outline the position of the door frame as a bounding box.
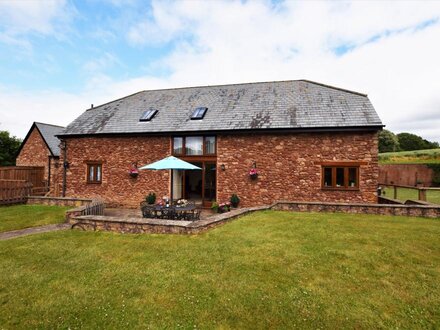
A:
[179,159,217,207]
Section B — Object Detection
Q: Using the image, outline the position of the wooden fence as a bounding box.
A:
[0,166,45,188]
[379,183,440,204]
[0,180,33,205]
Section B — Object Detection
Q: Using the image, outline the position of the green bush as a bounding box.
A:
[146,192,156,204]
[211,202,219,212]
[427,164,440,186]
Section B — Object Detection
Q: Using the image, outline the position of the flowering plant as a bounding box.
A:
[249,168,258,179]
[218,202,231,213]
[176,199,188,207]
[129,163,139,177]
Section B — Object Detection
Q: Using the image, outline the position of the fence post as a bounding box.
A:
[393,185,397,199]
[418,188,427,201]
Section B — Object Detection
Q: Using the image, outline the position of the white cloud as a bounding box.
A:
[127,0,187,46]
[0,0,74,46]
[123,0,440,141]
[83,52,122,72]
[1,0,440,143]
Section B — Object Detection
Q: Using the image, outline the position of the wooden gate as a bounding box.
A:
[0,180,33,205]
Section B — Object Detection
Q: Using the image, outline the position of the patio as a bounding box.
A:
[104,207,213,220]
[70,206,265,234]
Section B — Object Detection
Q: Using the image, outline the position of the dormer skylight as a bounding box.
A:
[139,109,158,122]
[191,107,208,120]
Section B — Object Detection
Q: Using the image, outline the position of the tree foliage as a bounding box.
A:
[378,129,399,153]
[0,130,22,166]
[397,132,439,151]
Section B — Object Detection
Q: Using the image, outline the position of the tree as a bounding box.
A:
[423,139,439,149]
[378,129,399,153]
[397,132,434,151]
[0,130,22,166]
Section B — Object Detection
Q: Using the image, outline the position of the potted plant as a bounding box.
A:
[146,192,156,205]
[249,168,258,180]
[211,202,219,213]
[230,194,240,208]
[129,162,139,178]
[218,202,231,213]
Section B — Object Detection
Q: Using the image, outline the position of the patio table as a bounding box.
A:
[152,205,196,220]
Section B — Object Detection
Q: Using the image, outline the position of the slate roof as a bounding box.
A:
[60,80,383,137]
[34,123,65,156]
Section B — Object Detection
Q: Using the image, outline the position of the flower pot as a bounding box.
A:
[129,172,139,178]
[250,173,258,180]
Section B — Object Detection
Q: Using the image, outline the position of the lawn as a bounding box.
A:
[0,211,439,328]
[0,204,70,233]
[379,148,440,164]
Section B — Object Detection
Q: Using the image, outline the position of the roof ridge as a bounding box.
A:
[34,122,65,128]
[85,90,147,112]
[87,79,369,111]
[298,79,368,97]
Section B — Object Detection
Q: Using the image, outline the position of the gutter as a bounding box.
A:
[56,125,385,139]
[60,140,68,197]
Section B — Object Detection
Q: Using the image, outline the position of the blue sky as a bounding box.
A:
[0,1,173,92]
[0,0,440,142]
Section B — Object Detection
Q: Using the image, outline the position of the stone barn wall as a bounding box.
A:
[16,127,51,181]
[61,131,379,208]
[217,131,379,207]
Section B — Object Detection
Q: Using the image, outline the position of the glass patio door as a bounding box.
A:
[203,162,216,207]
[174,161,216,207]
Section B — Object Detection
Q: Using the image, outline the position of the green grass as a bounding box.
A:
[1,211,439,328]
[427,190,440,204]
[382,186,440,204]
[0,204,70,233]
[379,148,440,164]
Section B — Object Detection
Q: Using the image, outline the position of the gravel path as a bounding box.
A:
[0,223,70,241]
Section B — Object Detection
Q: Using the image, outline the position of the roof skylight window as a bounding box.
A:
[191,107,208,120]
[139,109,158,122]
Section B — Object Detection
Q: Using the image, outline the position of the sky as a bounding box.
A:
[0,0,439,142]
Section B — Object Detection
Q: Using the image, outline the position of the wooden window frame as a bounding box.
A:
[172,137,184,155]
[86,162,102,184]
[172,136,217,157]
[321,166,359,190]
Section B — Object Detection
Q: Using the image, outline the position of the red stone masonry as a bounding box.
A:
[216,131,379,206]
[16,127,51,180]
[61,131,379,208]
[63,136,170,208]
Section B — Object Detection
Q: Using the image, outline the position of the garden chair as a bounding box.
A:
[159,207,176,220]
[187,207,202,221]
[141,205,155,218]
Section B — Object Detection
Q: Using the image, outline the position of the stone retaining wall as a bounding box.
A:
[271,201,440,218]
[27,196,92,207]
[68,201,439,235]
[69,206,267,235]
[379,164,435,186]
[378,196,404,204]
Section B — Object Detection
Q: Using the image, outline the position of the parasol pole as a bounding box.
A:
[170,169,174,205]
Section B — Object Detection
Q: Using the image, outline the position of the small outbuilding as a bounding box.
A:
[16,122,65,194]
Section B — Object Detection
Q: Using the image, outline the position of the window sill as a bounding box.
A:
[86,182,102,185]
[321,187,359,191]
[173,154,217,157]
